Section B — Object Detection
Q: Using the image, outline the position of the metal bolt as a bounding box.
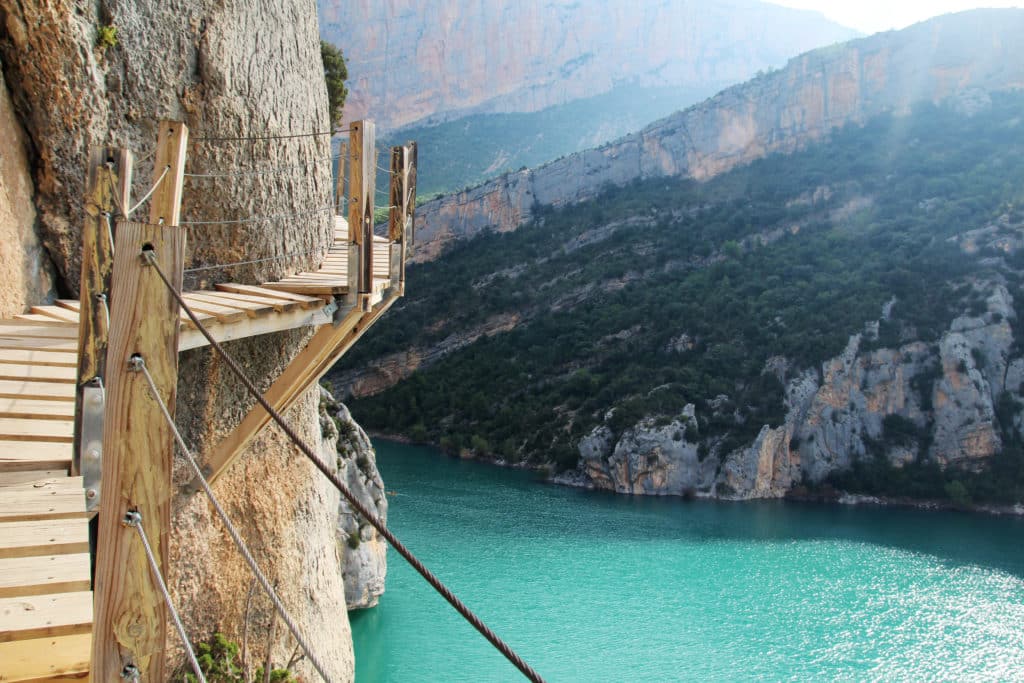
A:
[86,488,97,500]
[121,663,140,681]
[89,391,104,407]
[87,448,100,461]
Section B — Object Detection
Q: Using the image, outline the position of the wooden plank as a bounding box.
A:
[54,300,80,313]
[0,632,91,681]
[0,591,92,642]
[0,419,73,442]
[0,519,89,558]
[92,219,184,681]
[176,297,248,323]
[260,282,347,296]
[0,380,76,401]
[0,350,77,368]
[0,440,72,473]
[185,292,275,317]
[335,140,346,214]
[0,471,68,486]
[0,338,77,354]
[178,302,329,352]
[0,398,76,420]
[0,478,86,522]
[0,364,77,383]
[0,554,91,598]
[349,119,376,296]
[29,306,80,325]
[216,282,324,307]
[204,290,400,485]
[189,291,292,313]
[0,324,78,339]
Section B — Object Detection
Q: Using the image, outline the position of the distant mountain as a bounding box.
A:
[412,9,1024,262]
[320,0,857,131]
[329,10,1024,507]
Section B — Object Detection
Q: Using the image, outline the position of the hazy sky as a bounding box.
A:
[769,1,1023,34]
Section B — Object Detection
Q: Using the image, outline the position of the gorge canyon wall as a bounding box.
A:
[412,9,1024,263]
[320,0,856,131]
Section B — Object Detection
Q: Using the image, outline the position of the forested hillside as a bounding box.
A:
[334,92,1024,504]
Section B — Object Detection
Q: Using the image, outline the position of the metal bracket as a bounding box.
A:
[311,300,338,327]
[81,381,105,512]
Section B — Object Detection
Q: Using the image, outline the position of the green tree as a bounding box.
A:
[320,40,348,133]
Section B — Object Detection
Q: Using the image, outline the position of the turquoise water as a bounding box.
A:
[351,441,1024,682]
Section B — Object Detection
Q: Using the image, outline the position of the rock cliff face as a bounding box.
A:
[558,275,1020,500]
[321,390,388,610]
[320,0,856,131]
[1,0,357,679]
[413,9,1024,262]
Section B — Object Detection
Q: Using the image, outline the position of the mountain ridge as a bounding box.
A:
[412,8,1024,262]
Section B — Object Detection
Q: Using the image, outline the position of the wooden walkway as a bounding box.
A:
[0,220,393,681]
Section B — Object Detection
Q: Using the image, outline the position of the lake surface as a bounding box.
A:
[351,440,1024,682]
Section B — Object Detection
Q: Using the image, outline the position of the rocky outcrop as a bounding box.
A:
[321,0,856,131]
[0,66,55,315]
[1,1,354,679]
[321,390,388,610]
[563,278,1019,500]
[412,9,1024,262]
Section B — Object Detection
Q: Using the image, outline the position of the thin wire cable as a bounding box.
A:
[183,248,325,274]
[193,130,346,143]
[136,361,334,683]
[184,158,335,179]
[104,213,116,257]
[143,252,547,683]
[127,165,170,217]
[124,511,207,683]
[180,205,333,226]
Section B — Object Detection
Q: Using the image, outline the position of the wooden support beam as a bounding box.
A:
[201,289,401,486]
[347,120,375,309]
[149,121,189,227]
[407,141,418,248]
[90,222,185,681]
[72,148,131,476]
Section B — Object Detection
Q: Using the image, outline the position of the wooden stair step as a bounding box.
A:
[0,337,77,353]
[0,350,78,368]
[185,292,276,317]
[196,291,297,313]
[177,298,249,323]
[0,398,76,421]
[0,590,93,642]
[0,519,89,559]
[0,470,69,486]
[0,477,86,522]
[0,323,78,339]
[0,419,73,443]
[0,363,77,383]
[0,380,75,402]
[0,440,72,472]
[0,554,91,598]
[0,631,91,681]
[215,283,325,307]
[28,306,80,324]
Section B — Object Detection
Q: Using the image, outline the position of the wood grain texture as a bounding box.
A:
[91,222,185,681]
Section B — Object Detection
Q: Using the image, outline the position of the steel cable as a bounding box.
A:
[142,250,547,683]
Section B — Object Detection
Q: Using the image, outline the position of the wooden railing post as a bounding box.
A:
[347,119,375,311]
[91,121,187,681]
[73,148,132,492]
[386,142,417,295]
[335,141,347,216]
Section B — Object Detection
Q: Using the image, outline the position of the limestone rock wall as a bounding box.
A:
[321,0,856,131]
[412,9,1024,263]
[0,66,56,314]
[321,390,388,610]
[563,278,1018,501]
[1,1,355,679]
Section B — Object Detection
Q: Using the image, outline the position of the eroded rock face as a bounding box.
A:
[564,280,1018,500]
[321,0,856,131]
[321,389,388,610]
[412,9,1024,263]
[0,67,56,314]
[1,1,353,679]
